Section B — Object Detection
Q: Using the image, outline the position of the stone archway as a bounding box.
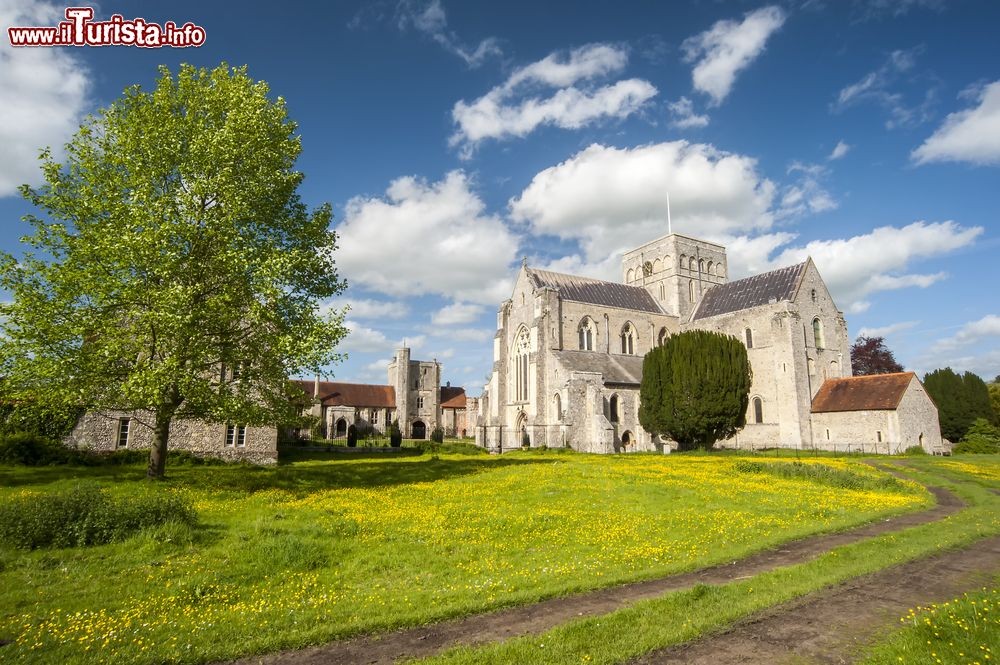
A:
[335,418,347,438]
[411,420,426,440]
[621,430,632,448]
[515,412,529,447]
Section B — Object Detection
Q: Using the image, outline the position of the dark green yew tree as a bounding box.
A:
[923,368,998,441]
[639,330,752,451]
[0,64,347,479]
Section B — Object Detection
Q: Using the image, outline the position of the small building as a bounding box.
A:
[291,347,472,440]
[809,372,945,454]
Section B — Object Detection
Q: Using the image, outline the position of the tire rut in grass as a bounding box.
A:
[632,535,1000,665]
[225,482,962,665]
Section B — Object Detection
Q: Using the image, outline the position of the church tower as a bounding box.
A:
[622,233,728,321]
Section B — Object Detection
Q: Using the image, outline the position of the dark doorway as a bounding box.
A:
[335,418,347,437]
[411,420,426,439]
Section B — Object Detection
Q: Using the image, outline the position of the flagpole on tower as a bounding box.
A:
[667,191,673,235]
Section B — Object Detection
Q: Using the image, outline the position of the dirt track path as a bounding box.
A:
[228,483,964,665]
[633,534,1000,664]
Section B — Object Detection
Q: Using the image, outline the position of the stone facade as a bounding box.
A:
[66,409,279,464]
[294,348,471,440]
[476,230,941,454]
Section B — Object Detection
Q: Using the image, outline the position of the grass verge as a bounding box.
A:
[414,461,1000,665]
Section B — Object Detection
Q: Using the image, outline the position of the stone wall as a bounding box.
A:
[67,410,278,464]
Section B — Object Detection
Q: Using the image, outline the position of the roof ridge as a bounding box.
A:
[831,372,915,381]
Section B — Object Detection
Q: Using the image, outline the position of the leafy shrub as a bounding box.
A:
[0,482,197,549]
[413,441,486,455]
[346,424,357,448]
[954,418,1000,454]
[902,445,928,455]
[389,420,402,448]
[0,433,78,465]
[430,426,444,443]
[521,430,531,448]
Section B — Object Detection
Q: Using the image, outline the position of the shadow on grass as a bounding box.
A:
[0,455,560,496]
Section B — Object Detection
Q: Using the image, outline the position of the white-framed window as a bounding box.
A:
[226,424,247,447]
[116,417,130,449]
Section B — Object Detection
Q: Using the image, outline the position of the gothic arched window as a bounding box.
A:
[688,280,695,303]
[578,317,596,351]
[609,394,620,423]
[813,318,825,349]
[511,327,530,402]
[620,322,636,355]
[688,256,696,270]
[553,393,562,421]
[658,327,670,346]
[698,258,705,273]
[753,397,763,424]
[745,328,753,348]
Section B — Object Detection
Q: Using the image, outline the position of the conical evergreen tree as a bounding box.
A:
[639,330,752,450]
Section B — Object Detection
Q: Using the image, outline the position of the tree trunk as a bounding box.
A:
[147,410,172,480]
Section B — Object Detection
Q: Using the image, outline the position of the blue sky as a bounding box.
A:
[2,0,999,392]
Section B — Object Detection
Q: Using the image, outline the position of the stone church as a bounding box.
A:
[475,231,944,454]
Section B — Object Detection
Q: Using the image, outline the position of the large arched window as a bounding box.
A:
[553,393,562,421]
[620,322,636,355]
[745,328,753,348]
[652,258,662,273]
[609,394,620,423]
[752,397,763,424]
[688,256,696,270]
[813,318,825,349]
[698,258,705,273]
[511,327,530,402]
[688,280,695,302]
[679,254,687,269]
[578,317,596,351]
[658,327,670,346]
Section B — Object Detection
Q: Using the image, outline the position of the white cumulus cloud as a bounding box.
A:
[337,171,518,304]
[681,6,786,106]
[765,221,983,313]
[856,321,919,338]
[668,96,710,129]
[828,141,851,160]
[931,314,1000,352]
[450,44,657,156]
[323,298,410,320]
[0,0,90,196]
[432,302,484,326]
[912,80,1000,166]
[509,141,777,263]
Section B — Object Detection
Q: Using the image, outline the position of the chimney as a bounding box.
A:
[313,374,320,398]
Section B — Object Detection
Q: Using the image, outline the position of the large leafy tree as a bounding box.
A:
[639,330,752,450]
[923,368,997,441]
[850,335,904,376]
[0,64,347,478]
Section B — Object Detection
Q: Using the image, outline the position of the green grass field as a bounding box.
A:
[0,449,971,664]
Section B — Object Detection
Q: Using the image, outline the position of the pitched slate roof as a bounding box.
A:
[440,386,467,408]
[811,373,916,413]
[691,261,808,321]
[527,268,663,313]
[290,380,396,408]
[552,350,646,385]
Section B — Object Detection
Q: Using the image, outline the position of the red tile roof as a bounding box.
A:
[811,372,916,413]
[440,386,467,408]
[290,380,396,408]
